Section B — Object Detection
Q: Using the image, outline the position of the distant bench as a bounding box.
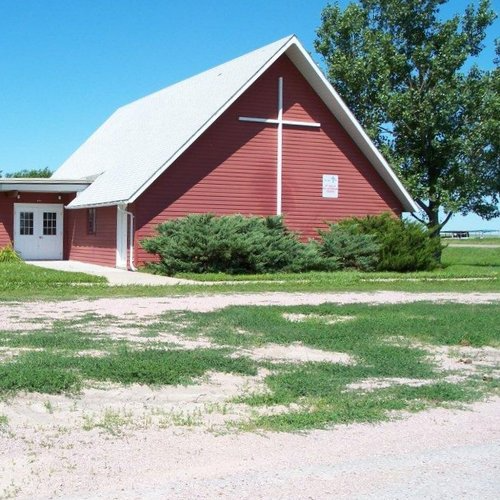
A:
[441,231,470,239]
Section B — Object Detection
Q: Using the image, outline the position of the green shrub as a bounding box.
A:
[286,240,331,272]
[338,213,442,272]
[141,212,440,276]
[141,214,320,275]
[0,244,22,263]
[318,225,380,271]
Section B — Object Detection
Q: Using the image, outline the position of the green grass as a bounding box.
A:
[0,329,113,351]
[0,347,256,394]
[441,246,500,271]
[0,244,498,301]
[244,381,482,431]
[0,301,498,430]
[0,262,105,287]
[167,302,500,348]
[0,246,498,431]
[174,301,498,430]
[443,237,499,245]
[0,315,119,351]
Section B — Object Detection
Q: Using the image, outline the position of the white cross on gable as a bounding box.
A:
[239,77,321,215]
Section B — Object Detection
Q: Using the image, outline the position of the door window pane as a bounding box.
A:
[20,212,34,235]
[43,212,57,236]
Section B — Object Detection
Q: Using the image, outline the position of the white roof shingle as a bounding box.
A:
[53,35,417,212]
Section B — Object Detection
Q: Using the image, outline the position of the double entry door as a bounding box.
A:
[13,203,64,260]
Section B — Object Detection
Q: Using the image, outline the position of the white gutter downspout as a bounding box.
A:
[117,205,137,271]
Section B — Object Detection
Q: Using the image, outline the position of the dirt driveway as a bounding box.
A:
[0,398,497,499]
[1,292,499,498]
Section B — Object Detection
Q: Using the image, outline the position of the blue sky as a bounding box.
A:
[0,0,498,231]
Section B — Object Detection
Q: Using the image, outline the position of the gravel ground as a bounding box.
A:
[1,398,498,499]
[1,292,499,326]
[1,291,499,498]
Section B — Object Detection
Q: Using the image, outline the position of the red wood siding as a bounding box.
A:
[279,59,403,239]
[66,206,116,267]
[133,54,404,266]
[0,194,15,248]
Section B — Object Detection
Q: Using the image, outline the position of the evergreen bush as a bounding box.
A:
[317,225,380,271]
[285,240,330,273]
[141,214,318,275]
[338,213,442,272]
[141,212,440,275]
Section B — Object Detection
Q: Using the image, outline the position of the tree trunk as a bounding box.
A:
[427,202,443,263]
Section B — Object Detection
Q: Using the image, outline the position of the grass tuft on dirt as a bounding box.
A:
[0,347,256,395]
[243,382,482,432]
[0,299,498,431]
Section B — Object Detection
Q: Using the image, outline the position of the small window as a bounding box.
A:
[43,212,57,236]
[87,208,96,235]
[20,212,34,235]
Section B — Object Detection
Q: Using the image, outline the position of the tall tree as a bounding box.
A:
[315,0,499,235]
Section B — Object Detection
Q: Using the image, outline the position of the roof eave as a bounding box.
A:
[0,178,91,193]
[65,199,125,210]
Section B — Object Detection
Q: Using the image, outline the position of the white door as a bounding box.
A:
[14,203,64,260]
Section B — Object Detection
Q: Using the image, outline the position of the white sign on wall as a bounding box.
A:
[322,174,339,198]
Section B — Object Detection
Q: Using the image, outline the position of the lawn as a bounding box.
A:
[0,301,498,431]
[443,237,500,245]
[0,262,106,289]
[0,245,498,300]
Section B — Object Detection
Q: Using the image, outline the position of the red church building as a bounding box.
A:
[0,35,417,269]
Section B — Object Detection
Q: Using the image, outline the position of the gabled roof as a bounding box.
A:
[53,35,417,212]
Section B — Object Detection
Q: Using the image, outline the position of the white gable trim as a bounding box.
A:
[285,43,418,212]
[124,35,416,211]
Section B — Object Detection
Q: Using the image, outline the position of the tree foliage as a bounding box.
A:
[3,167,52,178]
[315,0,499,231]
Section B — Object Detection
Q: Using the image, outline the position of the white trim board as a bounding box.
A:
[116,205,128,269]
[239,76,322,216]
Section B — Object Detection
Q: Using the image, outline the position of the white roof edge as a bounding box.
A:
[286,42,418,212]
[66,199,124,210]
[0,178,91,184]
[125,35,296,205]
[0,178,91,194]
